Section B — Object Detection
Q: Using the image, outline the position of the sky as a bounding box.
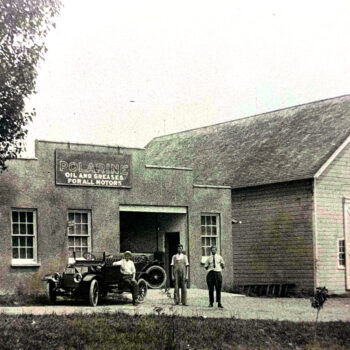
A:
[23,0,350,156]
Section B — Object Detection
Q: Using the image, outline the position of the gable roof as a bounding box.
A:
[145,94,350,189]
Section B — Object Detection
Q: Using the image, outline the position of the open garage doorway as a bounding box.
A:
[119,205,188,287]
[165,232,179,288]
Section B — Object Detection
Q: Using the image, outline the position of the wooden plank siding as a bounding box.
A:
[231,180,315,294]
[315,141,350,294]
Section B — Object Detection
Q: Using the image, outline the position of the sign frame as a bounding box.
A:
[55,149,132,189]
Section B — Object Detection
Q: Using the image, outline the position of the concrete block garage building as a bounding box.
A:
[0,140,232,293]
[1,94,350,295]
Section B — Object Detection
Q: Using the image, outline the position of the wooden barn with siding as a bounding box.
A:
[146,94,350,295]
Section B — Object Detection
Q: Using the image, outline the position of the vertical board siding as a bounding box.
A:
[316,142,350,294]
[231,180,314,294]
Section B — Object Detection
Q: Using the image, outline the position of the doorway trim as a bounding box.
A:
[120,205,187,214]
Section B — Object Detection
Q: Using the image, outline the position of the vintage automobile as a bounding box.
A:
[42,252,167,306]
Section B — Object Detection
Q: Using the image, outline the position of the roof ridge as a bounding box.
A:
[149,93,350,142]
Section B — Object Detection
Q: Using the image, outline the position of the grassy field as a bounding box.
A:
[0,313,349,350]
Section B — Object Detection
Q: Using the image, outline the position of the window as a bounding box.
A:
[201,214,220,259]
[68,210,91,259]
[338,239,346,268]
[11,209,37,263]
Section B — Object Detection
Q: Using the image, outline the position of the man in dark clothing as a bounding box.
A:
[204,246,225,308]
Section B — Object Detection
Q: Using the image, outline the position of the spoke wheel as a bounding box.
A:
[46,281,56,304]
[89,279,99,307]
[137,279,148,303]
[145,265,167,288]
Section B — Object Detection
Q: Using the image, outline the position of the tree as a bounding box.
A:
[310,286,329,342]
[0,0,62,171]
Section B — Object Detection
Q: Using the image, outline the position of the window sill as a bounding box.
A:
[11,261,41,267]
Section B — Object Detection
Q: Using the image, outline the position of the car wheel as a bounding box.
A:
[89,279,99,307]
[136,278,148,302]
[145,265,166,288]
[46,281,56,304]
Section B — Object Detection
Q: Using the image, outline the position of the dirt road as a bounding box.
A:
[0,289,349,322]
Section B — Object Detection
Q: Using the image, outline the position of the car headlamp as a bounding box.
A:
[52,272,60,283]
[73,272,83,283]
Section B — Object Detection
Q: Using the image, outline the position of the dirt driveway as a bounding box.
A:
[0,289,349,322]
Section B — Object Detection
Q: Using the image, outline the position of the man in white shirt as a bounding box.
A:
[171,244,189,305]
[113,251,138,305]
[204,246,225,308]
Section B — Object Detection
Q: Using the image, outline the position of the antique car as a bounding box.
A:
[42,252,167,306]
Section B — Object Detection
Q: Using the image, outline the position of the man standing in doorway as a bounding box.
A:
[204,246,224,308]
[171,244,189,306]
[113,251,139,305]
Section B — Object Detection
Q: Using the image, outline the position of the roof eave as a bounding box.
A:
[314,133,350,179]
[229,175,315,190]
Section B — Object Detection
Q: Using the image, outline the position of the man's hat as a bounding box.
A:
[124,250,132,257]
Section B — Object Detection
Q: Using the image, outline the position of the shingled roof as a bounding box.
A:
[145,95,350,189]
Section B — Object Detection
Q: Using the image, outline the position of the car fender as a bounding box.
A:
[82,274,98,282]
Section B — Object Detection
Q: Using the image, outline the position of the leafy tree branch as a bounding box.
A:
[0,0,62,170]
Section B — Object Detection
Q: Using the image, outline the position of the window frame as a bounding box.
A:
[338,238,346,269]
[67,209,92,260]
[11,208,39,266]
[200,213,220,263]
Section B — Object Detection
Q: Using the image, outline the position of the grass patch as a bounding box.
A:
[0,313,349,350]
